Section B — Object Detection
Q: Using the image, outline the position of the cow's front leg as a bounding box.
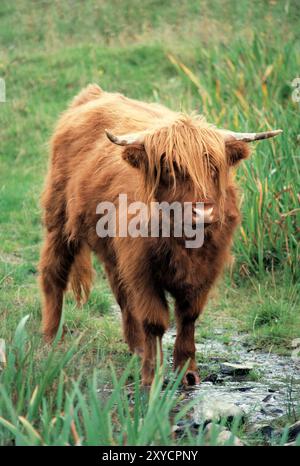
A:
[116,240,169,385]
[137,288,169,385]
[173,293,208,386]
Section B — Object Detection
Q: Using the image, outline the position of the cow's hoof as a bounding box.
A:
[43,333,54,345]
[183,370,200,386]
[43,324,67,344]
[141,376,153,387]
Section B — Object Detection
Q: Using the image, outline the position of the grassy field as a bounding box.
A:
[0,0,300,446]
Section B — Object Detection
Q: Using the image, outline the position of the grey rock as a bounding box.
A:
[256,424,275,439]
[194,397,245,426]
[203,373,219,384]
[232,386,255,392]
[204,422,244,446]
[287,420,300,442]
[165,329,300,432]
[173,420,201,437]
[260,407,283,416]
[262,394,274,403]
[216,430,244,446]
[172,424,182,433]
[176,420,188,427]
[191,421,201,429]
[204,422,227,436]
[220,362,254,375]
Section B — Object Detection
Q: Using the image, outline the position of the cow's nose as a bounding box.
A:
[193,203,214,224]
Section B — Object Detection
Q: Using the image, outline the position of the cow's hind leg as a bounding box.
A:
[39,230,79,342]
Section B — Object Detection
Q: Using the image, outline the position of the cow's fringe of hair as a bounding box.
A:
[143,114,228,219]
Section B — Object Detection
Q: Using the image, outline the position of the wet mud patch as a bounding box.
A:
[164,329,300,443]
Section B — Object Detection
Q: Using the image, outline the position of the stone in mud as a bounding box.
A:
[172,420,200,437]
[204,423,244,446]
[204,422,226,437]
[256,424,275,439]
[203,373,219,384]
[220,362,254,375]
[232,386,255,392]
[262,394,274,403]
[194,397,245,426]
[216,430,244,446]
[260,406,284,416]
[204,423,243,445]
[210,356,224,362]
[287,420,300,442]
[172,424,183,434]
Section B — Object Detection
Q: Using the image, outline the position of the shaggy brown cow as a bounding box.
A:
[39,84,281,385]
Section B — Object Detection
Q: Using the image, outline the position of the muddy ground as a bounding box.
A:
[164,329,300,444]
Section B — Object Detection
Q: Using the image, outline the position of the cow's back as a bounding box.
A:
[43,85,177,232]
[51,85,176,167]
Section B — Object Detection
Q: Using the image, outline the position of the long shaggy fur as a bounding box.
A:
[69,244,94,305]
[39,84,249,385]
[143,115,228,215]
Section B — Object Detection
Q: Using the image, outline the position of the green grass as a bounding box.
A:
[2,318,298,446]
[0,0,300,446]
[0,317,193,446]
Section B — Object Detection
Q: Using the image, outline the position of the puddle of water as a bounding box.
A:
[96,324,299,438]
[164,329,300,428]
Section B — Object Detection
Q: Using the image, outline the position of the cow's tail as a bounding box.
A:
[70,83,103,108]
[69,244,94,306]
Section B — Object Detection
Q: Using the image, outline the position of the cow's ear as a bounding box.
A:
[225,140,251,166]
[122,146,147,169]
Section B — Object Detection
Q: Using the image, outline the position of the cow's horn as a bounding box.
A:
[219,129,283,142]
[105,129,146,146]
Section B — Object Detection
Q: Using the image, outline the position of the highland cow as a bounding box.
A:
[39,84,281,385]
